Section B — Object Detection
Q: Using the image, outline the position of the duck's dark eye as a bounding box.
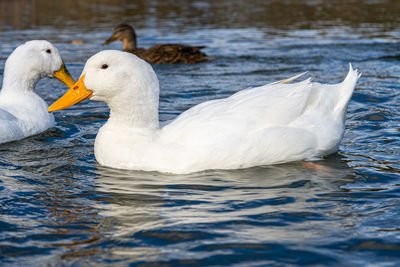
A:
[46,49,51,54]
[101,64,109,69]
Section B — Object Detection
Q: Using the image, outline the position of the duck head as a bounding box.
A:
[103,23,138,51]
[48,50,159,128]
[2,40,75,92]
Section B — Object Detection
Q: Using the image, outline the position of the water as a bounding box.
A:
[0,0,400,266]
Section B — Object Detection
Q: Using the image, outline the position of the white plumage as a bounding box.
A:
[54,50,361,174]
[0,40,67,144]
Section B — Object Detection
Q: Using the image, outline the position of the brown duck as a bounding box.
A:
[103,24,209,64]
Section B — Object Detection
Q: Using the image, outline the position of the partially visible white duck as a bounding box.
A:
[49,50,360,174]
[0,40,75,144]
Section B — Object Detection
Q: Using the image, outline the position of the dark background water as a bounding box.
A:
[0,0,400,266]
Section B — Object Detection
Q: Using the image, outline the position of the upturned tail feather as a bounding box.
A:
[333,63,361,118]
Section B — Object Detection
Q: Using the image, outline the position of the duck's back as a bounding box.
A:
[0,108,24,143]
[134,44,207,64]
[0,92,54,144]
[163,79,314,133]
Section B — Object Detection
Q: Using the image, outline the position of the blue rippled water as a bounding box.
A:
[0,0,400,266]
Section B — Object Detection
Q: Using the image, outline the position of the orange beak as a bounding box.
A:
[48,74,93,112]
[53,62,75,88]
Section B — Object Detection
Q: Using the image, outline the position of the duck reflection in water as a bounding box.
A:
[90,155,358,262]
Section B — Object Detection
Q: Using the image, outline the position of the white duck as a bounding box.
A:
[49,50,360,174]
[0,40,75,144]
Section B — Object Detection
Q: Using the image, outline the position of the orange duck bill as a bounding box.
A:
[53,62,75,88]
[48,74,93,113]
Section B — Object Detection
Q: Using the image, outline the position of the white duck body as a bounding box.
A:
[0,40,66,144]
[57,51,360,174]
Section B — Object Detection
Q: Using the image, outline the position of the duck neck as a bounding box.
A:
[123,30,138,51]
[1,62,40,95]
[107,93,160,132]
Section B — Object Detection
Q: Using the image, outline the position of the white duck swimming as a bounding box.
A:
[49,50,360,174]
[0,40,75,144]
